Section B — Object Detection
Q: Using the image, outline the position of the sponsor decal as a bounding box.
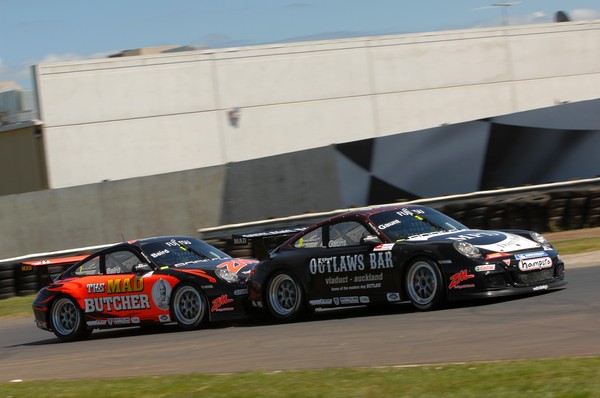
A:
[328,240,348,248]
[309,298,333,306]
[333,297,340,305]
[201,285,214,289]
[113,317,131,325]
[502,259,511,266]
[217,259,257,274]
[309,252,393,275]
[159,314,171,322]
[87,283,105,294]
[515,251,547,260]
[387,293,401,302]
[532,285,549,291]
[447,232,504,242]
[211,294,234,312]
[151,249,170,258]
[131,317,140,324]
[378,219,400,230]
[151,279,171,310]
[234,288,249,296]
[359,296,370,304]
[518,257,552,272]
[166,239,192,247]
[475,264,496,272]
[397,207,425,216]
[374,243,395,251]
[485,252,508,260]
[340,296,359,305]
[84,295,151,313]
[87,320,107,326]
[233,236,248,245]
[326,276,349,285]
[107,277,144,294]
[477,233,540,252]
[353,273,384,283]
[449,270,475,289]
[439,259,452,264]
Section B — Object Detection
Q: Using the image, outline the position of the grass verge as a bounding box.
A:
[2,357,600,397]
[552,237,600,255]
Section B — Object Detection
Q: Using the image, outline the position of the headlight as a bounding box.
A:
[530,232,551,247]
[453,241,482,259]
[215,268,240,283]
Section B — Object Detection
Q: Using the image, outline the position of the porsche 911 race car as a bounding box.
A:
[32,236,256,341]
[243,204,566,321]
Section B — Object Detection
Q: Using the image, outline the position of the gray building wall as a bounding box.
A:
[34,20,600,189]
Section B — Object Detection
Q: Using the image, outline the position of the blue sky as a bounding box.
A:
[1,0,599,89]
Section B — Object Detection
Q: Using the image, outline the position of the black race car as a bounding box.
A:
[32,236,256,342]
[244,204,566,321]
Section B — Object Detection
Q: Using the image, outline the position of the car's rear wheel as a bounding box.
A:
[171,283,207,330]
[405,258,444,310]
[50,296,91,342]
[265,271,304,322]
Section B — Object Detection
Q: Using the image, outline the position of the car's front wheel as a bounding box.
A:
[171,283,207,330]
[405,258,445,310]
[50,296,91,342]
[265,271,305,322]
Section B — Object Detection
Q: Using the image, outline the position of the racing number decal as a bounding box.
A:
[217,259,257,274]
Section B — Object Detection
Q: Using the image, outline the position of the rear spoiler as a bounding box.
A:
[21,254,89,267]
[232,227,306,260]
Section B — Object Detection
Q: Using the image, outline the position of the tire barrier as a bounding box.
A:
[2,183,599,300]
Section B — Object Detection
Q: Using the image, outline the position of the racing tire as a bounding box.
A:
[265,271,305,322]
[49,296,91,342]
[171,283,207,330]
[405,258,445,311]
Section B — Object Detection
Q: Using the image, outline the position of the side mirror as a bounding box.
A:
[361,235,382,246]
[133,263,153,274]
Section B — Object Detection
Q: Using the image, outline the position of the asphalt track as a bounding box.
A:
[1,254,599,382]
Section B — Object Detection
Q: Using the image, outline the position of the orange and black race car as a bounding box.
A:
[32,236,256,342]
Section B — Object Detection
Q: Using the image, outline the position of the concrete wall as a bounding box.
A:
[34,20,600,189]
[0,166,227,258]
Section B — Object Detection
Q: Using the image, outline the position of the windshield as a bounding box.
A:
[141,238,230,268]
[369,207,467,241]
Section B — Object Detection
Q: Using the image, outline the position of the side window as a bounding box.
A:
[293,227,325,248]
[328,221,370,248]
[105,250,142,274]
[74,256,100,276]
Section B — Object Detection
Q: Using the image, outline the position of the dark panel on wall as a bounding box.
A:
[221,147,342,225]
[480,124,600,189]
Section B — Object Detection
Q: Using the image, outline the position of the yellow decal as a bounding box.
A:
[107,277,144,294]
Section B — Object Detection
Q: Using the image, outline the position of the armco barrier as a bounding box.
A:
[1,178,599,299]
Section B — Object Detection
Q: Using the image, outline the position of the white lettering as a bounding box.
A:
[83,294,151,313]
